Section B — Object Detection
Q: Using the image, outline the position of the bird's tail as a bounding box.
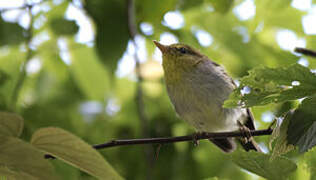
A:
[238,137,262,152]
[209,137,261,153]
[209,138,236,153]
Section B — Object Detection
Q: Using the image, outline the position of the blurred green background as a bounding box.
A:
[0,0,315,179]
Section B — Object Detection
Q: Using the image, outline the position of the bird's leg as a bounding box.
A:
[192,132,205,146]
[237,120,252,143]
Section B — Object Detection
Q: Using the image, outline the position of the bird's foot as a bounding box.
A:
[192,132,205,146]
[237,120,252,143]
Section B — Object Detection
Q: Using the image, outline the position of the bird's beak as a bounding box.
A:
[153,40,168,53]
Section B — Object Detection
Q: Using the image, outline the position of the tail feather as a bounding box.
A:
[238,138,262,152]
[209,138,236,153]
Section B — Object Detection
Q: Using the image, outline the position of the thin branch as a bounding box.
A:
[126,0,154,179]
[44,128,273,159]
[295,47,316,58]
[10,5,34,111]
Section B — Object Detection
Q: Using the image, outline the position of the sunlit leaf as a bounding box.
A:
[31,127,122,180]
[0,111,23,137]
[287,95,316,152]
[270,111,295,159]
[231,150,297,180]
[0,136,58,180]
[224,64,316,107]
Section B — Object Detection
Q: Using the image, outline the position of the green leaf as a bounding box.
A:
[178,0,204,11]
[69,43,110,100]
[224,64,316,108]
[287,96,316,152]
[31,127,123,180]
[0,17,25,46]
[255,0,305,34]
[231,150,297,180]
[50,17,79,36]
[303,148,316,179]
[136,0,178,25]
[208,0,234,13]
[270,111,295,159]
[85,0,129,75]
[0,70,9,86]
[0,166,36,180]
[0,111,24,137]
[0,136,58,180]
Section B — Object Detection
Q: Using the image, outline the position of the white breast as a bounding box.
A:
[166,60,247,132]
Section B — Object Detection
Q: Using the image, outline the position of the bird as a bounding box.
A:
[153,40,261,153]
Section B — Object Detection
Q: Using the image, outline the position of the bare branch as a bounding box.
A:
[44,128,273,159]
[126,0,154,178]
[295,47,316,58]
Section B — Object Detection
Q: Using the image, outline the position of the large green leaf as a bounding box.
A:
[0,111,23,137]
[0,136,58,180]
[0,166,36,180]
[31,127,122,180]
[287,96,316,152]
[231,150,297,180]
[224,64,316,107]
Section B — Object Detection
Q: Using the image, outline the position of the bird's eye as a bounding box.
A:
[179,47,187,54]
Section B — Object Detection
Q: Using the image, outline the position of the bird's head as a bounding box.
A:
[153,41,205,75]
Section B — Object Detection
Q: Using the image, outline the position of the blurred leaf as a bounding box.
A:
[85,0,129,74]
[255,0,305,34]
[270,111,295,159]
[0,17,25,46]
[208,0,234,13]
[0,112,23,137]
[0,47,25,109]
[70,43,110,100]
[50,17,79,36]
[31,127,123,180]
[136,0,178,25]
[0,70,9,86]
[224,64,316,107]
[287,95,316,152]
[303,147,316,179]
[178,0,204,10]
[0,136,58,180]
[231,150,297,180]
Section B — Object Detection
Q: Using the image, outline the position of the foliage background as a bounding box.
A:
[0,0,316,179]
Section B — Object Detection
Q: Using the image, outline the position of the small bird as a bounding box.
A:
[154,41,260,153]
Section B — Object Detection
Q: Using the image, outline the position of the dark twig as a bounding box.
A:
[295,47,316,58]
[44,128,273,159]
